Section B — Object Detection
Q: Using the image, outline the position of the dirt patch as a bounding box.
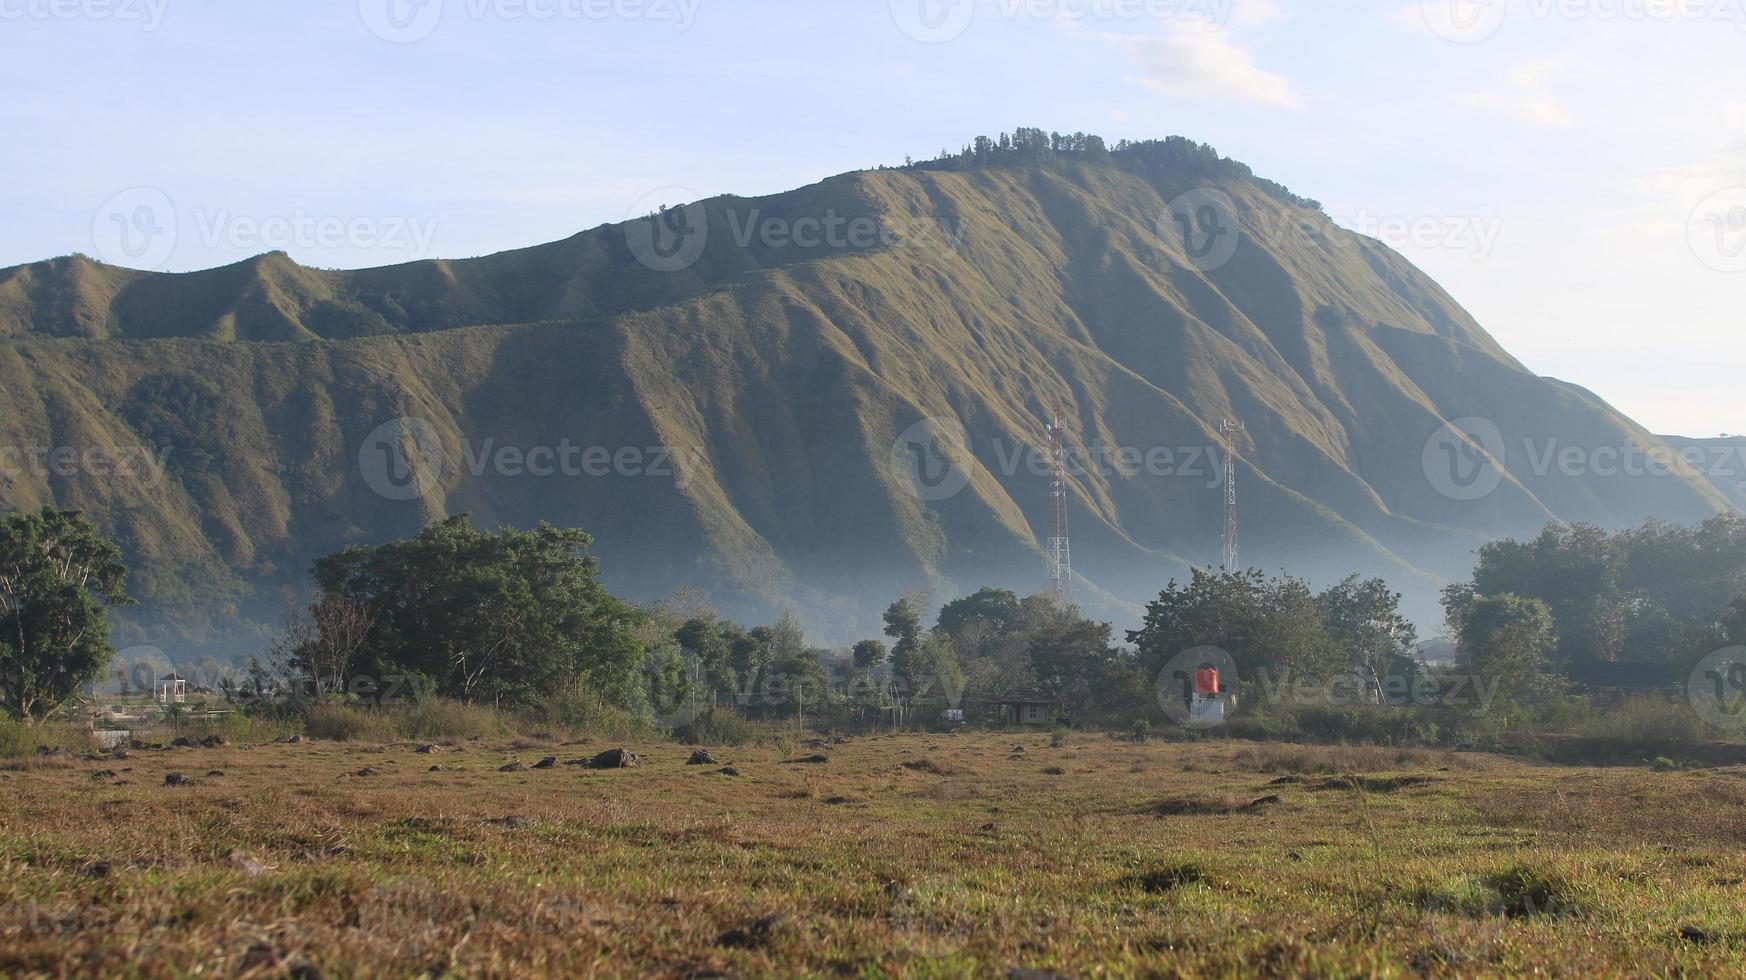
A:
[1144,794,1282,817]
[1312,774,1438,793]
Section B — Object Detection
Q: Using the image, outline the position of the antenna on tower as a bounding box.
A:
[1220,419,1244,573]
[1046,404,1072,604]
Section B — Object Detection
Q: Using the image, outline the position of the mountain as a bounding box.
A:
[1,134,1736,651]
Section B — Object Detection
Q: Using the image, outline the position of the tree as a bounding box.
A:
[1451,517,1746,669]
[0,509,132,724]
[1726,596,1746,646]
[852,639,887,671]
[1028,603,1136,720]
[675,617,732,690]
[769,612,807,663]
[275,595,377,698]
[766,651,829,720]
[1253,577,1344,682]
[1318,574,1419,683]
[898,631,962,714]
[937,588,1021,638]
[1451,593,1557,699]
[882,591,927,677]
[310,515,645,709]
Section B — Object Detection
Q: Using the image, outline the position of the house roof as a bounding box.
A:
[993,687,1056,706]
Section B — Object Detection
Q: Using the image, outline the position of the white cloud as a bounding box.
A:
[1391,1,1503,39]
[1063,15,1300,108]
[1230,0,1285,27]
[1457,59,1575,128]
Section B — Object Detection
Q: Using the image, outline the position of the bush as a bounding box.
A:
[302,704,400,742]
[670,707,761,747]
[1569,695,1705,748]
[396,698,504,740]
[165,712,302,745]
[0,720,99,759]
[1218,703,1451,745]
[299,698,508,742]
[523,689,662,742]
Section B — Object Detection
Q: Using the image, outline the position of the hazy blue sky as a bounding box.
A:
[2,0,1741,434]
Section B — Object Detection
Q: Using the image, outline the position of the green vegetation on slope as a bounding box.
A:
[0,133,1734,649]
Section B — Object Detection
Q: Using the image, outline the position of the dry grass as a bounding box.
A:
[1,732,1743,977]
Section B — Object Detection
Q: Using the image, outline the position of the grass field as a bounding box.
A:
[4,732,1745,978]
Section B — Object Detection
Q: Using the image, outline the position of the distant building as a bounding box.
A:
[994,688,1057,727]
[156,673,188,705]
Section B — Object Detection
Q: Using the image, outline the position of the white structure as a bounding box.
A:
[156,673,187,705]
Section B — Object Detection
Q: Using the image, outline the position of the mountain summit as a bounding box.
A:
[1,133,1735,645]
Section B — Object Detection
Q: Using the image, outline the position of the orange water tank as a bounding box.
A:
[1194,667,1220,696]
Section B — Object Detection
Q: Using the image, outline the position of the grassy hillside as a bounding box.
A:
[0,138,1732,650]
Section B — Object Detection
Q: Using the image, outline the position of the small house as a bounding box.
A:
[995,688,1057,727]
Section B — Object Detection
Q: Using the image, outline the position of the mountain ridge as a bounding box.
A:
[0,134,1735,650]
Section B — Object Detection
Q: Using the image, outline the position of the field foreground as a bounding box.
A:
[4,732,1746,978]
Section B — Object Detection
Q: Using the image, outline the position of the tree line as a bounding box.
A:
[901,127,1324,214]
[4,508,1744,741]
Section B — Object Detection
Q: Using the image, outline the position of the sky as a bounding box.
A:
[1,0,1742,436]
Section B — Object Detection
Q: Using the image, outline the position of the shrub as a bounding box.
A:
[396,698,504,740]
[1569,695,1705,750]
[523,689,662,742]
[670,708,761,747]
[302,704,399,742]
[165,712,302,745]
[0,720,98,758]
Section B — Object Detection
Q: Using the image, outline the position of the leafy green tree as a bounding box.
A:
[938,588,1021,637]
[1027,603,1141,721]
[1128,568,1271,672]
[0,509,132,724]
[1451,593,1557,700]
[1728,596,1746,646]
[852,639,887,671]
[766,651,830,718]
[1318,574,1419,682]
[769,612,807,663]
[897,631,962,713]
[1454,517,1746,669]
[1254,577,1344,681]
[311,515,645,709]
[882,592,926,673]
[674,617,732,690]
[724,623,772,685]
